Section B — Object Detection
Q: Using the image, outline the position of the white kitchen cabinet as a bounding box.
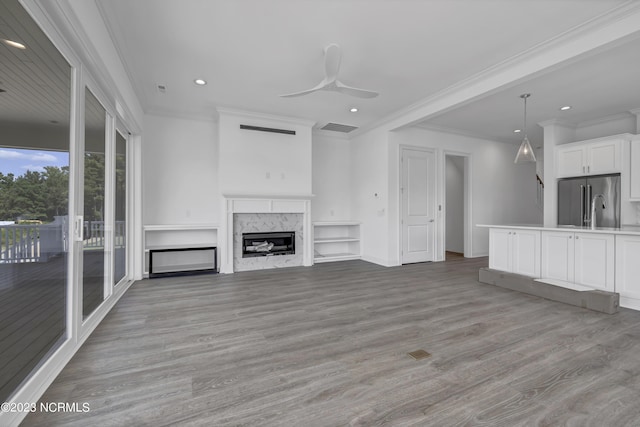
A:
[541,231,574,282]
[573,232,614,291]
[630,138,640,201]
[541,230,614,291]
[489,228,540,277]
[615,235,640,302]
[556,137,623,178]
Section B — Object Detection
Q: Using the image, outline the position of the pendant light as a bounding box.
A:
[514,93,536,163]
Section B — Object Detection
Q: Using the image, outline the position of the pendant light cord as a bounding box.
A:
[521,93,530,139]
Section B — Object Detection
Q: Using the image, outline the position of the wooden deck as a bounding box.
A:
[0,251,105,403]
[21,257,640,426]
[0,255,66,403]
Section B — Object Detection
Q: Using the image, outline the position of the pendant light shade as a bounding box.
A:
[514,93,537,163]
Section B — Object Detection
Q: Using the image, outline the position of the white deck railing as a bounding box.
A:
[0,218,125,263]
[0,216,67,263]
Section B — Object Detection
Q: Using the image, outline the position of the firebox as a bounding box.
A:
[242,232,295,258]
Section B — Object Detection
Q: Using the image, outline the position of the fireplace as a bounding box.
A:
[242,231,295,258]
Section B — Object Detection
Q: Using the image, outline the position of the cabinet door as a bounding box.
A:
[573,232,614,291]
[631,140,640,201]
[588,140,621,175]
[615,235,640,299]
[511,229,541,278]
[489,228,512,272]
[557,146,586,178]
[541,231,574,282]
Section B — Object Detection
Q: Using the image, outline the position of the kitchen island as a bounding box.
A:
[477,224,640,312]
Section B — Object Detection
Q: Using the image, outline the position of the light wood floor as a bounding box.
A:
[23,257,640,426]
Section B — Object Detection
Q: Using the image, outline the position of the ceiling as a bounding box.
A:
[0,0,71,126]
[422,35,640,146]
[87,1,640,144]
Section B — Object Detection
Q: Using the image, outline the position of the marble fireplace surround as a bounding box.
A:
[221,195,313,273]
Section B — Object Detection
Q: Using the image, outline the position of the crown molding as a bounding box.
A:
[312,128,351,141]
[414,123,508,143]
[538,118,576,129]
[145,107,217,122]
[576,111,634,129]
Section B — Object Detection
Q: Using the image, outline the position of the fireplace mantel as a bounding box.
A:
[220,195,313,273]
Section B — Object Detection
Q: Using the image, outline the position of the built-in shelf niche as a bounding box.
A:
[313,221,361,263]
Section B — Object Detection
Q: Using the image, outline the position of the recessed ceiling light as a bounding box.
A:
[560,105,571,111]
[194,79,207,86]
[514,129,521,133]
[2,39,26,49]
[350,107,358,113]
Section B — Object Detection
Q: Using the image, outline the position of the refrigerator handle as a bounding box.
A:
[586,184,593,225]
[580,184,585,226]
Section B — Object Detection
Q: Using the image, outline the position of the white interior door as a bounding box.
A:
[401,148,436,264]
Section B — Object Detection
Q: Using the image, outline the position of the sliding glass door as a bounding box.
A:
[82,89,107,319]
[114,130,127,286]
[0,0,135,406]
[0,0,71,402]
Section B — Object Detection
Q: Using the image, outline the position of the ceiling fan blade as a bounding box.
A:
[324,44,341,82]
[278,79,329,98]
[280,43,379,99]
[334,80,379,98]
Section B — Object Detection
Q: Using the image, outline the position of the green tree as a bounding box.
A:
[43,166,69,218]
[0,172,17,220]
[84,153,105,222]
[0,166,70,222]
[13,170,47,220]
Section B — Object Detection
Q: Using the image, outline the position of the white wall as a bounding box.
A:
[351,128,392,266]
[390,127,542,262]
[312,132,352,221]
[143,114,219,225]
[445,155,464,253]
[348,126,541,266]
[575,115,636,141]
[218,110,313,196]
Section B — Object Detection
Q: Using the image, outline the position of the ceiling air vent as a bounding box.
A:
[320,123,358,133]
[239,124,296,135]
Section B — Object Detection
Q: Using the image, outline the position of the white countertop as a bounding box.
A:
[476,224,640,236]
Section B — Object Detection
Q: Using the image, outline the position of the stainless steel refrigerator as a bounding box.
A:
[558,173,620,228]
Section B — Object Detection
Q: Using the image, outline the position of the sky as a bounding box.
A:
[0,148,69,177]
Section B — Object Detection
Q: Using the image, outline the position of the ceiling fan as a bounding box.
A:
[279,44,379,99]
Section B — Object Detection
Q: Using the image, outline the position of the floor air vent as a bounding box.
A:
[320,123,358,133]
[239,124,296,135]
[408,349,431,360]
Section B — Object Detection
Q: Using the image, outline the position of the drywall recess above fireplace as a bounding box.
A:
[217,108,315,196]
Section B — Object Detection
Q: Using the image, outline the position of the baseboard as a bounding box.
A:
[361,255,398,267]
[620,295,640,311]
[478,268,619,314]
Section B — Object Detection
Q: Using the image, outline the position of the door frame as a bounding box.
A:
[398,145,437,264]
[442,150,473,258]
